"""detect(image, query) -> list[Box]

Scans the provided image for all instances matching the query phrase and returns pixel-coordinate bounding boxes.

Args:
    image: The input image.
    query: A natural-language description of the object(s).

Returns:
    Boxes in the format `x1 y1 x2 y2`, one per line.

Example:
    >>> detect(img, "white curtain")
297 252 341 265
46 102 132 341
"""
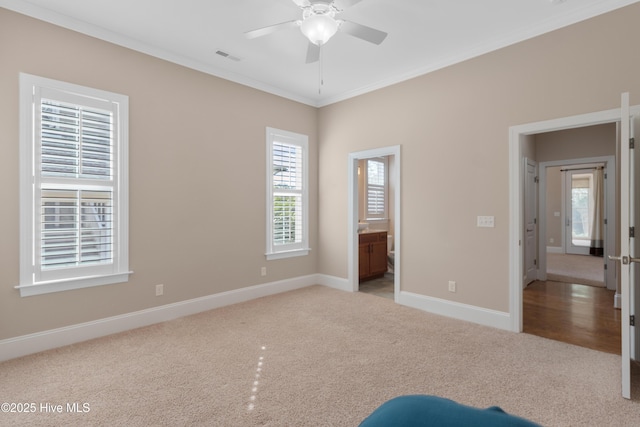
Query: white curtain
589 167 604 257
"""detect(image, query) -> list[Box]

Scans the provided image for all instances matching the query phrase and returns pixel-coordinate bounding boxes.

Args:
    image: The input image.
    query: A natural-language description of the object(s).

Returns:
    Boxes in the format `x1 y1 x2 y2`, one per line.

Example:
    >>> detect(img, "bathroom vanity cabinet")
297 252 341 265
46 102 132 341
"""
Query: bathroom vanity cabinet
358 231 387 281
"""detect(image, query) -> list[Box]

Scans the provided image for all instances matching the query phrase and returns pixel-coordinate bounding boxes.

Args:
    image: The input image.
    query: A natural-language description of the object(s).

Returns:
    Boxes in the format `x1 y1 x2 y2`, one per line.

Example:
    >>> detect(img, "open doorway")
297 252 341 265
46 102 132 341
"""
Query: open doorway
543 160 614 289
538 155 616 291
511 98 640 398
347 146 401 301
533 125 617 292
522 127 616 290
357 156 395 299
522 126 618 353
509 109 623 334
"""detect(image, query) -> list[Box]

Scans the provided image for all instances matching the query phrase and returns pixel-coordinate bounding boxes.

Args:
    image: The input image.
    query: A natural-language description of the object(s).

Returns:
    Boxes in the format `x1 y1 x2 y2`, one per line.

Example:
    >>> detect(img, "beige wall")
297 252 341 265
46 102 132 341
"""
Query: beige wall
317 3 640 312
535 124 617 163
536 124 617 247
3 3 640 341
0 9 318 339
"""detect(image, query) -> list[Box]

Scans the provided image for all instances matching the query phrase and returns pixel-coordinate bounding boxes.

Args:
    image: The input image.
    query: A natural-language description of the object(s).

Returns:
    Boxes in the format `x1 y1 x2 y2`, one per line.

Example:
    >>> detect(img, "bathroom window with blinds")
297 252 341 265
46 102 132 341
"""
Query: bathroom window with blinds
18 73 130 296
366 158 388 220
266 127 309 260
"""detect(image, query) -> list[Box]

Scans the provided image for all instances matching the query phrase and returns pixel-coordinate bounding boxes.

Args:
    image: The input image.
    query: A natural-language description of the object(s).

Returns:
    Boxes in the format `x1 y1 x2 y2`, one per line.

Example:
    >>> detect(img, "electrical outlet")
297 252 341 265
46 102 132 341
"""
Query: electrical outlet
156 284 164 296
448 281 456 293
261 267 267 277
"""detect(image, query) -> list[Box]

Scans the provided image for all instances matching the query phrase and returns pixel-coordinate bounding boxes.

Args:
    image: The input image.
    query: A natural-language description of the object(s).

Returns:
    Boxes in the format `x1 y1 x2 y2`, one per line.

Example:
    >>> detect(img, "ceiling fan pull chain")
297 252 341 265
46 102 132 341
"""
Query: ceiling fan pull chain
318 44 324 94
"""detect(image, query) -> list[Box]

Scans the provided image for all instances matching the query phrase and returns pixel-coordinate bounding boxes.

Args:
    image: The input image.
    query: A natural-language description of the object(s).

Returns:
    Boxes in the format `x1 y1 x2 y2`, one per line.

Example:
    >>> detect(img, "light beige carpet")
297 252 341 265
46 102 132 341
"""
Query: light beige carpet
1 285 639 426
546 252 605 287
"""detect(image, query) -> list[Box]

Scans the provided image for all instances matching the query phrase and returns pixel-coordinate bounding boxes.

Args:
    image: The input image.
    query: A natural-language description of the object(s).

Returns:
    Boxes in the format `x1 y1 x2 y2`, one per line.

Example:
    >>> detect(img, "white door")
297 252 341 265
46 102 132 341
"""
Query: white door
633 104 640 368
614 92 637 399
524 159 537 286
565 169 596 255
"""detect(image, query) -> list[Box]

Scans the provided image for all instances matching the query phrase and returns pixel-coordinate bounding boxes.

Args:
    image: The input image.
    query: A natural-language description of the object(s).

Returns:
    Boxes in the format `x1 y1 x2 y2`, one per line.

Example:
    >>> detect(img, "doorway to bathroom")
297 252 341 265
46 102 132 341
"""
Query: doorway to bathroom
347 145 401 301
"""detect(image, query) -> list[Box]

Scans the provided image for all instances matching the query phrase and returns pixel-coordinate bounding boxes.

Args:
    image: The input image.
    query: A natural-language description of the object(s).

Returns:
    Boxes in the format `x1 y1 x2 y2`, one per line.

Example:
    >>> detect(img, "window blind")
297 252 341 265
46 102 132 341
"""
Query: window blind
367 159 386 217
41 189 113 269
39 98 114 270
41 99 113 179
272 142 303 245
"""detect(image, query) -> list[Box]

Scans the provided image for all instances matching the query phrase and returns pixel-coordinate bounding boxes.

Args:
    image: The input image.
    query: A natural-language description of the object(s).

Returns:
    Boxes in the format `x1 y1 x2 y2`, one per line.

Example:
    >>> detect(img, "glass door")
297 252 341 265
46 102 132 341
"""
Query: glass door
565 169 594 255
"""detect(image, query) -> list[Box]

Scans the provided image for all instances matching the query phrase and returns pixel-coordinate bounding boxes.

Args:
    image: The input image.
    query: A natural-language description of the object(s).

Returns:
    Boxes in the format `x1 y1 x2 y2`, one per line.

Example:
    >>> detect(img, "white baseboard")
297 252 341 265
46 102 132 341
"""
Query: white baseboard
1 274 513 362
315 274 351 292
0 274 320 363
397 291 512 331
614 292 621 309
547 246 563 253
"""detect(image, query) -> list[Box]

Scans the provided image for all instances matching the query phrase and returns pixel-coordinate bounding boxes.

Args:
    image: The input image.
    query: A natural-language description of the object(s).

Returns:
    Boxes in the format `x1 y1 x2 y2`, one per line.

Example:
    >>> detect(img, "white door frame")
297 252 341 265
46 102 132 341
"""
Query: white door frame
537 156 616 290
348 145 401 298
509 108 624 332
523 158 538 287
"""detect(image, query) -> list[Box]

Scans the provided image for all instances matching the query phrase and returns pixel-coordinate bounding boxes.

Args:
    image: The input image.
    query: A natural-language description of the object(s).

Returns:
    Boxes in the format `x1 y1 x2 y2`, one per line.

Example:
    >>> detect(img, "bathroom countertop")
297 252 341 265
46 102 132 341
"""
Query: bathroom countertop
358 229 387 234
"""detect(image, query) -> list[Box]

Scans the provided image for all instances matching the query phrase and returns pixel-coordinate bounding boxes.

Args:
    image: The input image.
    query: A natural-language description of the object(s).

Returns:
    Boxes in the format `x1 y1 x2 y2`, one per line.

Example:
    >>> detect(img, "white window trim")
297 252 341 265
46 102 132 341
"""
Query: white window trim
17 73 131 297
265 127 310 260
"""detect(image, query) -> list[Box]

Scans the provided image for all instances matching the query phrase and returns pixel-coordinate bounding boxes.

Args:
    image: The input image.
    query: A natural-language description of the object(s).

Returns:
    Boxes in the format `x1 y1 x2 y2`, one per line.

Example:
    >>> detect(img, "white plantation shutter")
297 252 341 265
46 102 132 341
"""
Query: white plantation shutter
266 128 309 259
366 158 387 219
273 142 303 245
40 189 113 269
19 74 130 296
41 99 113 179
39 99 115 271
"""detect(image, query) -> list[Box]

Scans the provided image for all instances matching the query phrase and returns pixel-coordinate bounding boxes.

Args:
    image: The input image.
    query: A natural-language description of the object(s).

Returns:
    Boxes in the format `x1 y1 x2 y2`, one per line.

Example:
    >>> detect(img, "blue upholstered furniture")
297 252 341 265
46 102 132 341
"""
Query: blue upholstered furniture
359 395 541 427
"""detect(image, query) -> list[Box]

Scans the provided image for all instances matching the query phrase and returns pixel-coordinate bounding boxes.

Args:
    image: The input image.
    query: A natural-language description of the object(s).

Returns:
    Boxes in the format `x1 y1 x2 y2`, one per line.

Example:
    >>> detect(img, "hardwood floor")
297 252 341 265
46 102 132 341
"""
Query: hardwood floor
523 280 621 355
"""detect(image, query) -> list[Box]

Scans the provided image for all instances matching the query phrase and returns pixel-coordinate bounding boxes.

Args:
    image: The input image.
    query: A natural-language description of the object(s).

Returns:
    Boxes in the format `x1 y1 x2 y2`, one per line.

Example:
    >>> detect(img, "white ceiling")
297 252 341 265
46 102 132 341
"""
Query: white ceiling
2 0 638 107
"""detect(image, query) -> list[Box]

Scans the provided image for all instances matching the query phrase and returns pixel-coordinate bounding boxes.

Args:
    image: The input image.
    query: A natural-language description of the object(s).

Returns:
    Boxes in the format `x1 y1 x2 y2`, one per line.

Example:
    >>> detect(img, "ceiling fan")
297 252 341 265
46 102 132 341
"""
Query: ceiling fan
244 0 388 64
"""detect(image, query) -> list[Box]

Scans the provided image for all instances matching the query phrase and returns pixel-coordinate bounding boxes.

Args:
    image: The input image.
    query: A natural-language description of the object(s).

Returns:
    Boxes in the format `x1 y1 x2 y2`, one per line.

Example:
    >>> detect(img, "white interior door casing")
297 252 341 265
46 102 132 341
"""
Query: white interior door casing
347 145 401 297
524 159 537 287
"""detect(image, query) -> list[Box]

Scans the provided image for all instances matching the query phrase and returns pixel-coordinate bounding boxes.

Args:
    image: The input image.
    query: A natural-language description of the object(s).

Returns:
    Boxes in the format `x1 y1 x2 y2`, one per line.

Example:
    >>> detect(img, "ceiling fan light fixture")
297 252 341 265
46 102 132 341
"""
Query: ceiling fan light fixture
300 14 339 45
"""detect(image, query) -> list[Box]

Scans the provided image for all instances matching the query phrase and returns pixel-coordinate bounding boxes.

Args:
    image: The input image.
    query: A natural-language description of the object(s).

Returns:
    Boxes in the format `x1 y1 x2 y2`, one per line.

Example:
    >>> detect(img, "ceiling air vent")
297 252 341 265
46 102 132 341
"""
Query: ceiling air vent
215 50 241 62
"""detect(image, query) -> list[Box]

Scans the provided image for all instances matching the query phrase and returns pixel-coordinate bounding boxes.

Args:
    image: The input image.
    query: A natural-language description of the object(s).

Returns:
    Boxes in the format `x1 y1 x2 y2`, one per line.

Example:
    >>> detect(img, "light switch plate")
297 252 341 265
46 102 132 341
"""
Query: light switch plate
477 216 495 228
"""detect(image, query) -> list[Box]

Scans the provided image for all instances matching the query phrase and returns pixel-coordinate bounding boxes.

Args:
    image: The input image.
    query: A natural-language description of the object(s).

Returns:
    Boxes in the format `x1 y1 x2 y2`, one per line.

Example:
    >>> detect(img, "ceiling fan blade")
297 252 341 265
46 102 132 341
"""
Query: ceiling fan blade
291 0 311 6
244 20 299 39
339 20 387 45
306 42 320 64
334 0 364 9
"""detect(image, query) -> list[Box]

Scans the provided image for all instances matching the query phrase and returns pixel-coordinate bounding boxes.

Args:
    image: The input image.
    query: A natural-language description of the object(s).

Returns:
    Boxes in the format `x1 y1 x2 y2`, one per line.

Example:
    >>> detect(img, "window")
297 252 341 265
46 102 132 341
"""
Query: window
570 172 595 247
365 157 388 220
266 127 309 260
18 73 130 296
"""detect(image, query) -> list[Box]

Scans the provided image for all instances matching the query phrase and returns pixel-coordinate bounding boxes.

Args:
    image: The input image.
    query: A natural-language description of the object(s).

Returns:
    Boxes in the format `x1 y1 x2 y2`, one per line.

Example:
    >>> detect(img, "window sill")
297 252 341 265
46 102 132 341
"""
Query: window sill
15 271 133 297
265 248 311 261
